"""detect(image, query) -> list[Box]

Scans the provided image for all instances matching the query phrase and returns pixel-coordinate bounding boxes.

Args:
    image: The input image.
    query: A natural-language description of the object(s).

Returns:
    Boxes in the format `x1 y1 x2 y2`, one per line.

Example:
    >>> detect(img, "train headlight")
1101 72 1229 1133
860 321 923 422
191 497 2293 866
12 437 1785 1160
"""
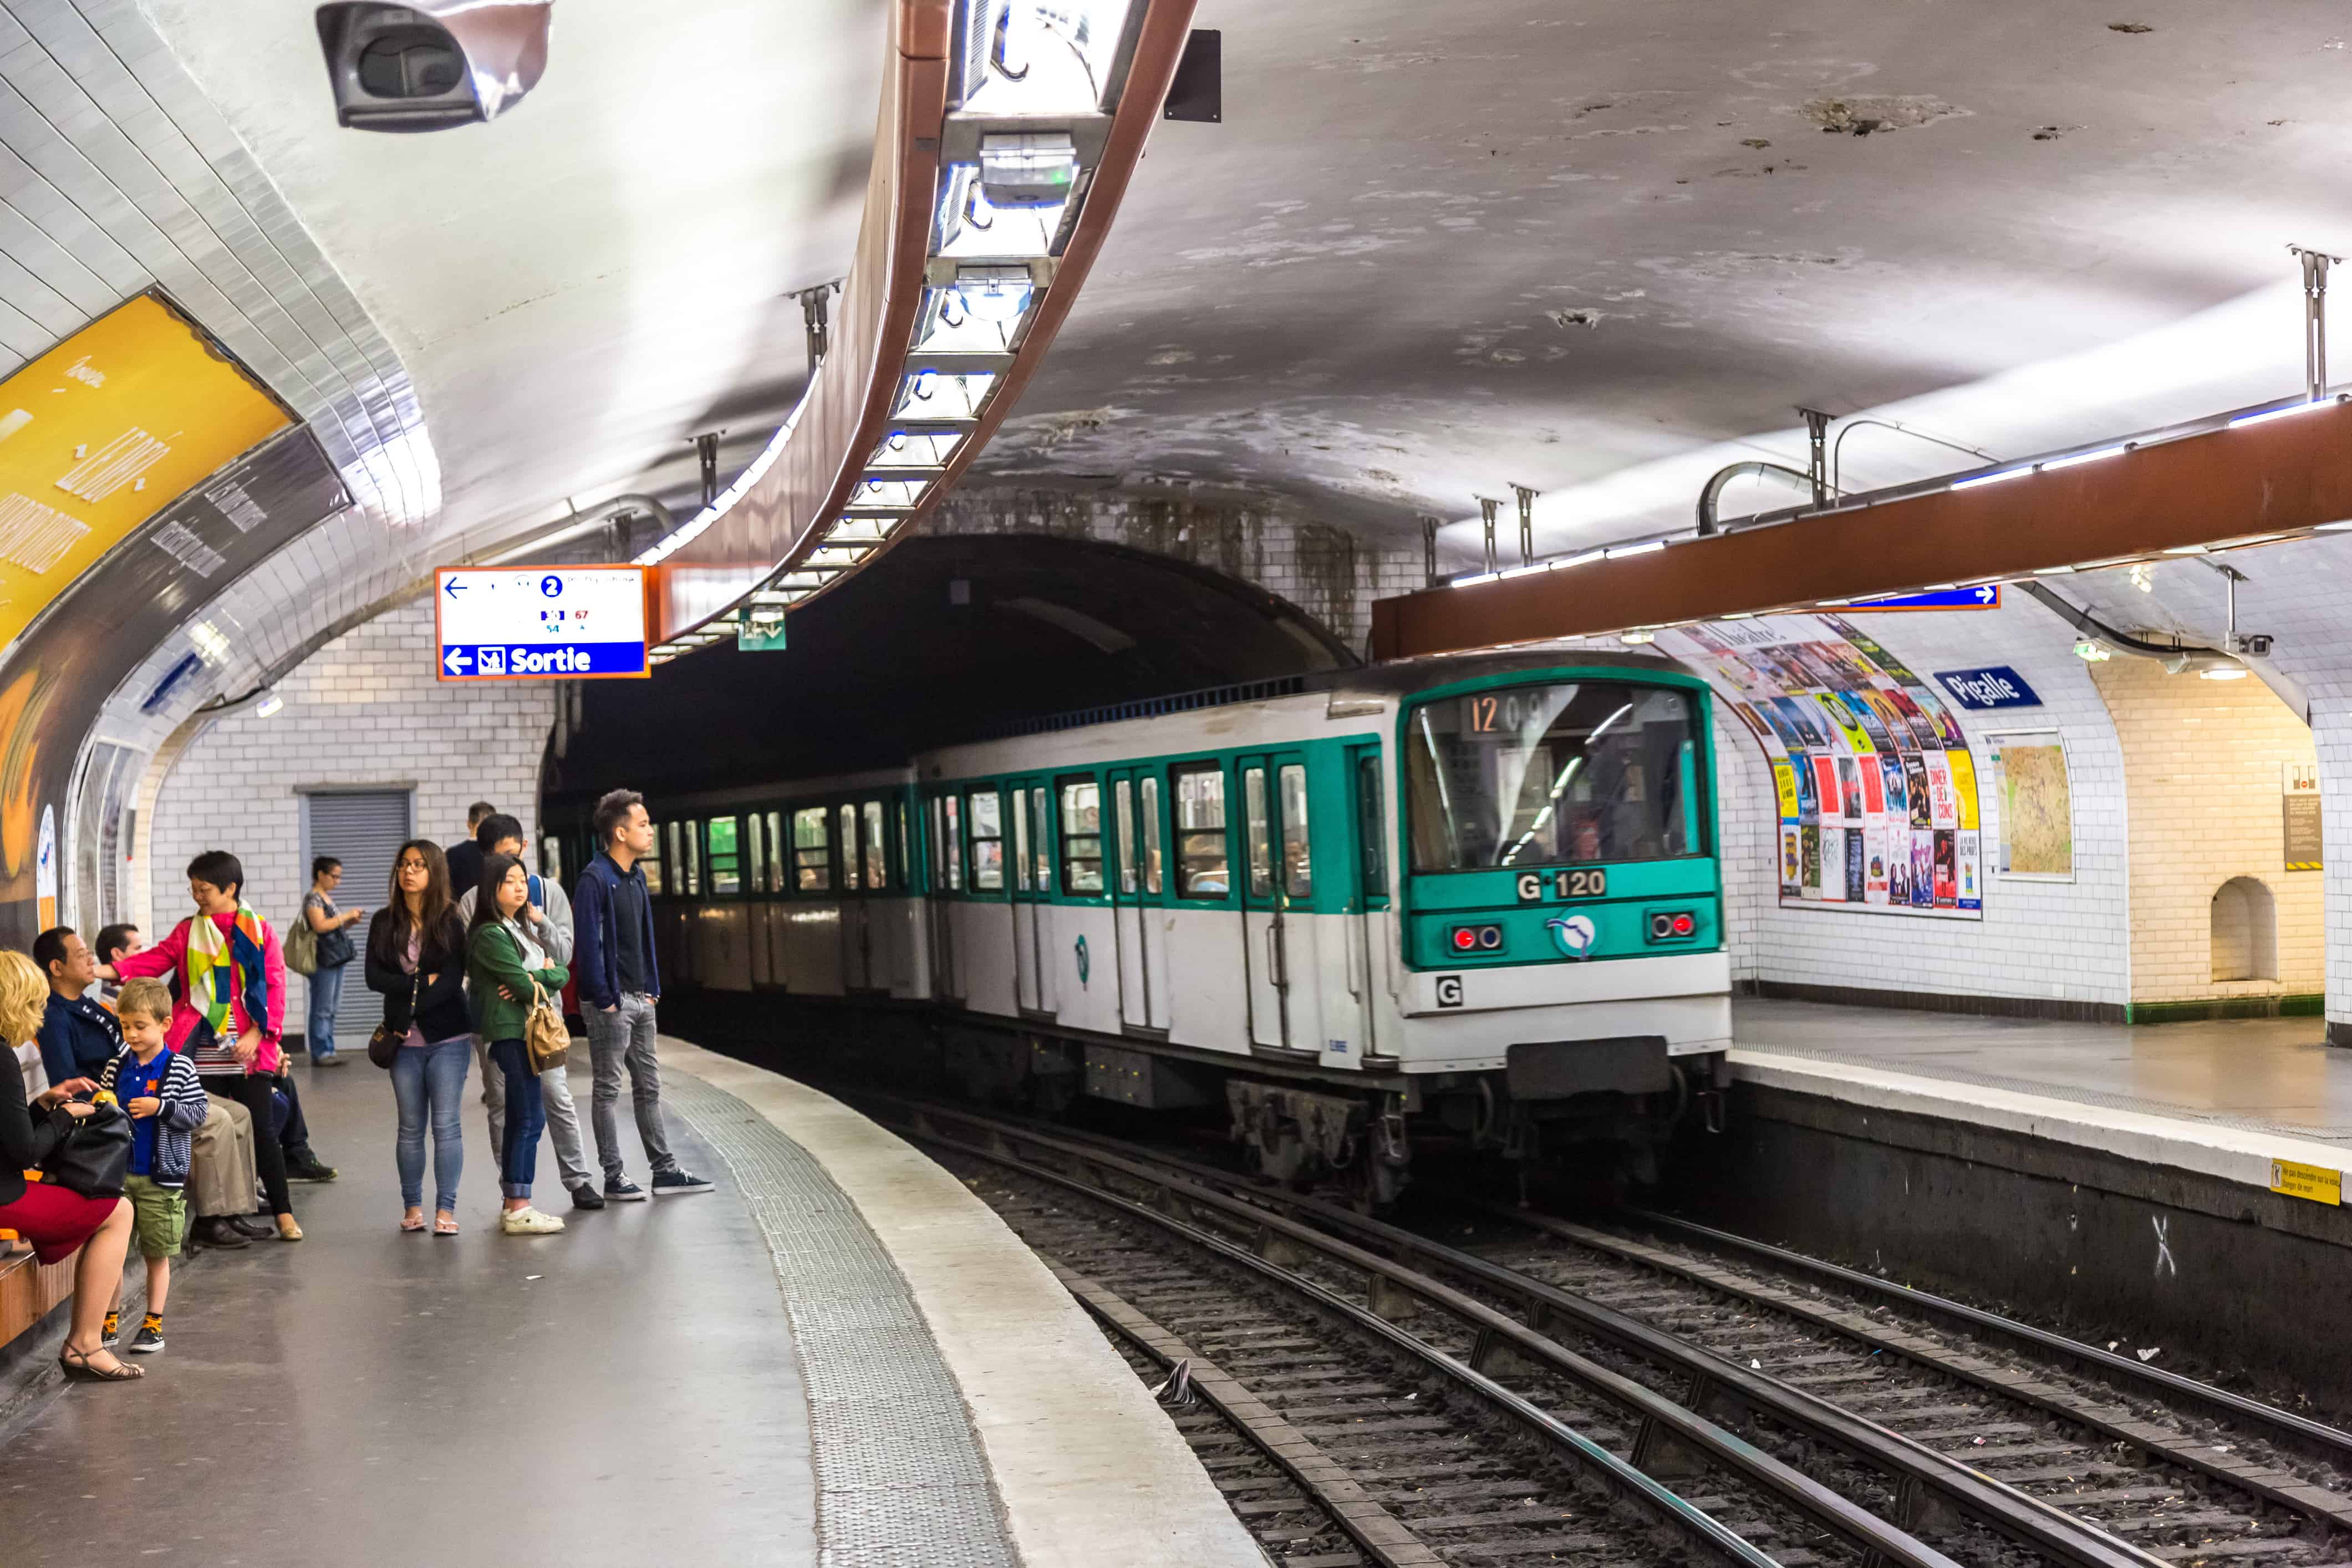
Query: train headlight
1645 909 1699 944
1449 924 1504 954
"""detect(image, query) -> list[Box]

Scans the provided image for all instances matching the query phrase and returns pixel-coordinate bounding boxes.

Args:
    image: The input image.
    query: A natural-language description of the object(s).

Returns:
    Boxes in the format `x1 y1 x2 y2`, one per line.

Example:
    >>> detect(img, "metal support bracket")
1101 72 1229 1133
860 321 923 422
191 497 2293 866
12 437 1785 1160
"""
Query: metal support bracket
2292 245 2343 400
1421 516 1439 587
1476 496 1500 574
1799 407 1833 506
1509 483 1537 567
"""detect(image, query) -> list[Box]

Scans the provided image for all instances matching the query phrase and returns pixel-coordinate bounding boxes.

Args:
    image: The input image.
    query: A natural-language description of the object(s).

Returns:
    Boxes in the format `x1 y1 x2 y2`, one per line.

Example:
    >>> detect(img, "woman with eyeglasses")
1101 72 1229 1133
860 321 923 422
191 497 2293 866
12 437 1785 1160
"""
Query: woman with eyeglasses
365 841 473 1236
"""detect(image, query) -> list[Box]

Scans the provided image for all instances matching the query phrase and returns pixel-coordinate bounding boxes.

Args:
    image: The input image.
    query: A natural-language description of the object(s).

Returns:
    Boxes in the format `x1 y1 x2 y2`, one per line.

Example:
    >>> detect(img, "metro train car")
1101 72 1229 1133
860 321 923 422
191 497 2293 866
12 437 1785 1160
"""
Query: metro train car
554 649 1730 1202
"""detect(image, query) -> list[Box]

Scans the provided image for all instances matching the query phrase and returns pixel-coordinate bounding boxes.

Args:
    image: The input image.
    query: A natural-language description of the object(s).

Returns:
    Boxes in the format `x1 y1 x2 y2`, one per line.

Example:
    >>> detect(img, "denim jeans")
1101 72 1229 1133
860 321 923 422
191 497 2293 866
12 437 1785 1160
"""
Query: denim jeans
390 1036 470 1212
584 995 675 1179
478 1038 590 1190
306 962 345 1061
488 1040 545 1199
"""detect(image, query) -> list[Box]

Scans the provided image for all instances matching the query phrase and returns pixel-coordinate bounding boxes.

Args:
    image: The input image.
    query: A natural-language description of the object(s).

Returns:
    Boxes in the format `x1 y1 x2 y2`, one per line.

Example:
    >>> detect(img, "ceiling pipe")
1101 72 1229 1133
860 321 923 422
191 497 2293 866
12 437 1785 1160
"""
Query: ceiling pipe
1696 461 1813 535
482 492 675 565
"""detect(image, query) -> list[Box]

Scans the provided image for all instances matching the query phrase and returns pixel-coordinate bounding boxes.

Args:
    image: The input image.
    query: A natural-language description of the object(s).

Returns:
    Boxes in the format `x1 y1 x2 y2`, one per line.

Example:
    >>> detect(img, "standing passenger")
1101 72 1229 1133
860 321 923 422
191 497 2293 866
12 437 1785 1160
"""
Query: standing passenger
444 802 496 907
467 854 571 1234
301 858 368 1067
366 841 473 1235
456 814 600 1210
106 852 304 1242
572 790 711 1200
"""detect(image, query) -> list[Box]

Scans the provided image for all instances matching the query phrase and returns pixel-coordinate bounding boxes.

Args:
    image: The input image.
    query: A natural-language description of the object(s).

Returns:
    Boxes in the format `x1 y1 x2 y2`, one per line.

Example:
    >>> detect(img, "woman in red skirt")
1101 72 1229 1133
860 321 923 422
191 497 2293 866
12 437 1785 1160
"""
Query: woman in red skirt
0 949 137 1381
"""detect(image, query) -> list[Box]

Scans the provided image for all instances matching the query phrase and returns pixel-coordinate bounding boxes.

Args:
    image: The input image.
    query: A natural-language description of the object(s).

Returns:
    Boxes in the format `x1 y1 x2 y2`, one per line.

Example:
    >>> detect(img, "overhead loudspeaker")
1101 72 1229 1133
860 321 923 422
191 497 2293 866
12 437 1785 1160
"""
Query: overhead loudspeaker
315 2 552 133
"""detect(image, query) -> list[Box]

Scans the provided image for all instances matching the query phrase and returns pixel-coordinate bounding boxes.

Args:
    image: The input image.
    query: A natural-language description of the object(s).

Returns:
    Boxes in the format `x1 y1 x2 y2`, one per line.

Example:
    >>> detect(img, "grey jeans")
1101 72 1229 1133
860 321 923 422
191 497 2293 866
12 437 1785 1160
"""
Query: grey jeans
583 994 675 1179
476 1038 592 1193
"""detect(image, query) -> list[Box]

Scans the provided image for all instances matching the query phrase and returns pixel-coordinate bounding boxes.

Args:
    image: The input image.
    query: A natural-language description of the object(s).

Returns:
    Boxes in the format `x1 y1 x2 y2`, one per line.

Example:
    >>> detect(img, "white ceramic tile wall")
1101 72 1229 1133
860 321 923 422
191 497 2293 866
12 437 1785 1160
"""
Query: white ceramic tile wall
144 598 556 1027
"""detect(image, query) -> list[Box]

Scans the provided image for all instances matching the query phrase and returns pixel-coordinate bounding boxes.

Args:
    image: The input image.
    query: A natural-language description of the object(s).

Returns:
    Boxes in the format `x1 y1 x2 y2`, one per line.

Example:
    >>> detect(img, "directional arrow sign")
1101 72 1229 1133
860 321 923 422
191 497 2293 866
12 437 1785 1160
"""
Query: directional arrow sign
443 578 466 598
442 646 471 675
1818 584 2003 612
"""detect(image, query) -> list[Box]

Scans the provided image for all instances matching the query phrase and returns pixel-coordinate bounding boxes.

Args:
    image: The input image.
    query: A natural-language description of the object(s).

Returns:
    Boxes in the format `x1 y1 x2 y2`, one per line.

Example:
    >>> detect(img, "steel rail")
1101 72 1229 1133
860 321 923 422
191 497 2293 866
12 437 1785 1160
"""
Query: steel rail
875 1095 2158 1568
1626 1206 2352 1469
920 1117 1815 1568
887 1101 1971 1568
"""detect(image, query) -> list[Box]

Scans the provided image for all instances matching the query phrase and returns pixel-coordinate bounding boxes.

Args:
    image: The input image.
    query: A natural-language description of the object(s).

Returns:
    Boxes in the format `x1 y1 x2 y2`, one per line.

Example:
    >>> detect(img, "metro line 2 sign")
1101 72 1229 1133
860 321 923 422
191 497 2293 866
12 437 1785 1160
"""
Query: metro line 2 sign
435 566 650 681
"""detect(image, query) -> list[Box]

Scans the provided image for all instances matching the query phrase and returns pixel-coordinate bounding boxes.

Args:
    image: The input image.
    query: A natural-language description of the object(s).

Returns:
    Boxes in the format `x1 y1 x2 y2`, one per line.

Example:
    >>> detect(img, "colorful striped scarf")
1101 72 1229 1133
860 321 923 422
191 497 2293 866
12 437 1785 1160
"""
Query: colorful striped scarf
187 904 269 1051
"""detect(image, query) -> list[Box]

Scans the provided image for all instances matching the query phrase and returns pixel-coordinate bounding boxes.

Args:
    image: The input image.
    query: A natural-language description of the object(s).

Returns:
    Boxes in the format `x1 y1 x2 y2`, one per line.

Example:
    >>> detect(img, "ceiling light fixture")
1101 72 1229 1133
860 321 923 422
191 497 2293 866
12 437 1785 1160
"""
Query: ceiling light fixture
2200 666 2250 680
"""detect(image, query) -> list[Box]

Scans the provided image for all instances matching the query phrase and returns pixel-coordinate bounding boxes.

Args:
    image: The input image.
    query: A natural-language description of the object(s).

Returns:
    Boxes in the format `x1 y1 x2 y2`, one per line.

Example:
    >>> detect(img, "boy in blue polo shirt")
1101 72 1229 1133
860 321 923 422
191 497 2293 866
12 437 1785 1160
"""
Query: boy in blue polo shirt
98 979 208 1353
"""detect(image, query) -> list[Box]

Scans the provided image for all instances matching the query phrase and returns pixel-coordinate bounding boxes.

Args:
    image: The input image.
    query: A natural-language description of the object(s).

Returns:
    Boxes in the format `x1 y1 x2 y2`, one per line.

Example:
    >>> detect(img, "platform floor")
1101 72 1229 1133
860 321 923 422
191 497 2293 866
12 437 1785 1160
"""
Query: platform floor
1735 997 2352 1148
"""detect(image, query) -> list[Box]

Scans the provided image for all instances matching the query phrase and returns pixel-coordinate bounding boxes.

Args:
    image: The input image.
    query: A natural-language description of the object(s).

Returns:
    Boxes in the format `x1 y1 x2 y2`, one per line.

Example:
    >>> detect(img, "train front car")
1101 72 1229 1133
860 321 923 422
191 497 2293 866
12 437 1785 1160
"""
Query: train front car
1386 658 1729 1197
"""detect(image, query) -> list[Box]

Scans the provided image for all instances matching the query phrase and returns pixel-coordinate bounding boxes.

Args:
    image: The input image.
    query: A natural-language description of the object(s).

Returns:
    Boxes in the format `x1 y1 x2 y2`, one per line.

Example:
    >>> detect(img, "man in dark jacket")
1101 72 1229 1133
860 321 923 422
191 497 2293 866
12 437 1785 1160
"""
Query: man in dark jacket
572 788 710 1200
33 926 118 1086
444 801 496 904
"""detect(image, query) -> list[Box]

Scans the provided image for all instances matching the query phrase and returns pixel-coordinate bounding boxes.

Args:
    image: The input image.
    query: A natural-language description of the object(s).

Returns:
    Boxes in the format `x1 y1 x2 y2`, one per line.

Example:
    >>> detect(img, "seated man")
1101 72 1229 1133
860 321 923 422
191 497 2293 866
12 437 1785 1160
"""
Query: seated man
33 926 119 1087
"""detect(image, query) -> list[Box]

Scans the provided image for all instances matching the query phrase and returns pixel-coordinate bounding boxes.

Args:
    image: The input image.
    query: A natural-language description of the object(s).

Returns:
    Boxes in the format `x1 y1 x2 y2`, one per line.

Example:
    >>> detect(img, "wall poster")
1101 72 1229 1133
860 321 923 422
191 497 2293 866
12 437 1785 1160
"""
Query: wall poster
1657 614 1984 919
1987 731 2075 880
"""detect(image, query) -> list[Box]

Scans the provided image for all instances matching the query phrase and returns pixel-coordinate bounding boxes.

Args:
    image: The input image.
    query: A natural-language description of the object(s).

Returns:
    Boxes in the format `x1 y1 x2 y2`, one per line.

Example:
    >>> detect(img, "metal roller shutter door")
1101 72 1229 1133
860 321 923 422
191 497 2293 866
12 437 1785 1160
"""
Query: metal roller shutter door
301 789 413 1041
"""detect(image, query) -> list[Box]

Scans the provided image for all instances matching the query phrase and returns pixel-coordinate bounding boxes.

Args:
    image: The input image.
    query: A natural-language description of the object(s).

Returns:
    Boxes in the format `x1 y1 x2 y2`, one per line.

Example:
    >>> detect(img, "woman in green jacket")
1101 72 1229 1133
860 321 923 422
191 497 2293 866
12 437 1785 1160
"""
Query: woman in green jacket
466 853 572 1236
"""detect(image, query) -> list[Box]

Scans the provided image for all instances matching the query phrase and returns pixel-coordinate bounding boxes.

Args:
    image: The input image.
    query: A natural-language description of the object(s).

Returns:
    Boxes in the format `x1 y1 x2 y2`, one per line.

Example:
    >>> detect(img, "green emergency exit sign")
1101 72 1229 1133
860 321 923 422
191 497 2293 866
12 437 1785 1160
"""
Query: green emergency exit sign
737 616 787 652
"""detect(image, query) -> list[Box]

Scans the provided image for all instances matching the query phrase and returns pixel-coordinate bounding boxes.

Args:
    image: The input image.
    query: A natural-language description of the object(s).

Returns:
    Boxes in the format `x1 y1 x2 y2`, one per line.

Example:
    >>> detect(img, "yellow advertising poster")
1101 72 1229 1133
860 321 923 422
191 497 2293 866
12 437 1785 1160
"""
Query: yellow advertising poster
1771 760 1800 819
1946 747 1980 831
0 292 288 650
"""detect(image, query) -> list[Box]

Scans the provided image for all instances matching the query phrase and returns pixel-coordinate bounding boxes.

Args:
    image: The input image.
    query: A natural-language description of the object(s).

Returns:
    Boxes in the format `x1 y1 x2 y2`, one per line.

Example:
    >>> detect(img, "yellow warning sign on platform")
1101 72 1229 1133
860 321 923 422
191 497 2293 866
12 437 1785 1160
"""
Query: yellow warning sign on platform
2268 1158 2341 1205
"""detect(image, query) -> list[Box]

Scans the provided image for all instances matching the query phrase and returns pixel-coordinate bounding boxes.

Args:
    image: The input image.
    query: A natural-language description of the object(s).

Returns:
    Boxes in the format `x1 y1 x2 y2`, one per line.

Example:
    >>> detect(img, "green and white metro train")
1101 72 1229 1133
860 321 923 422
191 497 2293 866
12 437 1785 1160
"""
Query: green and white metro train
554 649 1730 1202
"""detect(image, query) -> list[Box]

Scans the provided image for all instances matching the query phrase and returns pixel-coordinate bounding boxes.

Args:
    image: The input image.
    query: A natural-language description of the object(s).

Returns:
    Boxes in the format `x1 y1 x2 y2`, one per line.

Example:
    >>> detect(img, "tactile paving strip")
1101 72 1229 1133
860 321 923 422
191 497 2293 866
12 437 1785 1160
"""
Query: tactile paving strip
665 1072 1015 1567
1754 1042 2352 1147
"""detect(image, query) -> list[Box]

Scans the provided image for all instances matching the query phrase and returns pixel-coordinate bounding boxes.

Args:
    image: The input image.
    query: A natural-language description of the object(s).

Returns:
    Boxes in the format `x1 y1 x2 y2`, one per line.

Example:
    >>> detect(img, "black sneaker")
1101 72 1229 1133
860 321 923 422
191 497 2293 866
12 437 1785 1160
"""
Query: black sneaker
101 1320 119 1348
287 1153 339 1183
603 1176 648 1202
228 1214 275 1239
128 1325 164 1355
569 1184 606 1211
651 1169 714 1196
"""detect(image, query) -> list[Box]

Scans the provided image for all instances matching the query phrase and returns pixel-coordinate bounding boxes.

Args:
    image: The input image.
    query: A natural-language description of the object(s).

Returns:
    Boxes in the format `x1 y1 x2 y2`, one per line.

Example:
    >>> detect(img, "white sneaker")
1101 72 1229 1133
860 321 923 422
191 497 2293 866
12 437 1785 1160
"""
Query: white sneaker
500 1206 566 1235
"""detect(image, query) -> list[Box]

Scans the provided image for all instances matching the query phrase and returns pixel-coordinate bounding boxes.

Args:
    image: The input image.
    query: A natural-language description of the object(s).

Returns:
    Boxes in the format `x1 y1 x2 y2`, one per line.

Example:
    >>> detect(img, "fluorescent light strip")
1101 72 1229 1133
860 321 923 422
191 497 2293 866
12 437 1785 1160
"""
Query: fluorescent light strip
2040 444 2129 472
1606 540 1666 559
1952 465 2035 491
1499 562 1550 579
2229 398 2340 430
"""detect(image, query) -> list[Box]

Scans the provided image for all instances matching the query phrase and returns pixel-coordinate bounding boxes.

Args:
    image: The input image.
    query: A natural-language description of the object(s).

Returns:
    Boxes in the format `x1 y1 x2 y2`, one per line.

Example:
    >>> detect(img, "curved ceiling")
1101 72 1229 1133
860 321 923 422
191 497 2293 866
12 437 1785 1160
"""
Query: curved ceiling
976 0 2352 561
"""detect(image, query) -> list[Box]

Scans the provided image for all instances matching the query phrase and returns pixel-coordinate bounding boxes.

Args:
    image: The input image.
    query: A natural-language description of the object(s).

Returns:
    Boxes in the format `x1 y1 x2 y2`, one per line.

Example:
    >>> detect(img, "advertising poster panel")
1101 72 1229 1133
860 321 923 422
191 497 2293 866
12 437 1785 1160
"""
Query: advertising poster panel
1657 614 1984 919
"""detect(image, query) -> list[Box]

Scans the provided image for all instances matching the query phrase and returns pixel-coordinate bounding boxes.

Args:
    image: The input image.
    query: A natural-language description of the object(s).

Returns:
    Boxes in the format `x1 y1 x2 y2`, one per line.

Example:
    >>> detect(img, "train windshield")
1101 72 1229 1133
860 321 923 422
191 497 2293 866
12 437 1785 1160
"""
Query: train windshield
1407 681 1699 872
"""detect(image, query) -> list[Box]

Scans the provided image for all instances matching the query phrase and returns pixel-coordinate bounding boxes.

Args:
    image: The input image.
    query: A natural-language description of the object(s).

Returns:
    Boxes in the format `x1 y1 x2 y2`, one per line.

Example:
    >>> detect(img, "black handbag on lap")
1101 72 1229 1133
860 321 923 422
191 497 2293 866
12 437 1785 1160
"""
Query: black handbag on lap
40 1098 134 1198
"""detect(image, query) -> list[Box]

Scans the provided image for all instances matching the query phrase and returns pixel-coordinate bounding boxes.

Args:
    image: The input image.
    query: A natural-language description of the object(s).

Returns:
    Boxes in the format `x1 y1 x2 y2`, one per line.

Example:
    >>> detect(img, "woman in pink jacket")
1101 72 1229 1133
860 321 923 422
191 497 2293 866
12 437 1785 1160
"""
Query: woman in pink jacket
108 851 303 1241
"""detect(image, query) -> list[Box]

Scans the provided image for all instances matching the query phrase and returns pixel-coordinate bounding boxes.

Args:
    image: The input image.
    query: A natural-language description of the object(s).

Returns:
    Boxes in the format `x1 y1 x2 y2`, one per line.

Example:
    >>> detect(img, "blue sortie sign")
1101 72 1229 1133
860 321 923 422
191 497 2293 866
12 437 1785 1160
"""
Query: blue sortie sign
1835 584 2001 610
1934 665 2043 710
440 642 647 678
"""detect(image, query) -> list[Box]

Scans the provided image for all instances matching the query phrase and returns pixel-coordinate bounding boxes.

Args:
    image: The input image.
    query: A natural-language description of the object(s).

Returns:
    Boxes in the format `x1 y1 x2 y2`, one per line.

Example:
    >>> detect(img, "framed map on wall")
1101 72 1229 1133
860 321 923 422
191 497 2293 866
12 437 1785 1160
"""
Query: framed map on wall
1988 730 2074 880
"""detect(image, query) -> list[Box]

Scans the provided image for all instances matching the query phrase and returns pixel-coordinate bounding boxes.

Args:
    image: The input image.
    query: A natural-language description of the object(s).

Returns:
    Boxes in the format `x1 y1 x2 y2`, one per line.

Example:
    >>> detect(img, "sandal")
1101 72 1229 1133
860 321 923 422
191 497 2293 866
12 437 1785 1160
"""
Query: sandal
59 1344 142 1382
399 1213 426 1233
432 1213 460 1236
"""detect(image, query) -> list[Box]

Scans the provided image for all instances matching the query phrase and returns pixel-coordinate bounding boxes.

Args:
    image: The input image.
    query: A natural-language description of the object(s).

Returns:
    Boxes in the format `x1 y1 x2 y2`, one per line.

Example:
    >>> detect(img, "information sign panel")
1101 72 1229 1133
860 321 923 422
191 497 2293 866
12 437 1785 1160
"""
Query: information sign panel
1822 586 2001 611
435 566 648 681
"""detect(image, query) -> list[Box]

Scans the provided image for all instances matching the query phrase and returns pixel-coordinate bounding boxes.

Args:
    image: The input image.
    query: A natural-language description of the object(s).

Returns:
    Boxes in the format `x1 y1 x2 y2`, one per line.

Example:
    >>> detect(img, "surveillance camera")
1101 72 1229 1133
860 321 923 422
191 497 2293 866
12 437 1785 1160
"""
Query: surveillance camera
316 2 551 133
2241 633 2275 658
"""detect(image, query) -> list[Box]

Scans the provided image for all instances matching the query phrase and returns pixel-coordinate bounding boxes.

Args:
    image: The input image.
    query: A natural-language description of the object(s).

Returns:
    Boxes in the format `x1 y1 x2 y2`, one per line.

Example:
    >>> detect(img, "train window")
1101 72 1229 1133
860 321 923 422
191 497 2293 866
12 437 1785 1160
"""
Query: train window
1356 754 1387 897
969 790 1002 890
539 836 562 887
665 821 681 884
1010 788 1032 892
1407 682 1699 871
707 817 741 896
792 807 831 892
643 826 665 896
1060 777 1103 893
1029 787 1051 892
766 811 785 892
839 803 862 892
899 803 912 890
864 801 888 890
743 814 762 892
1141 775 1164 895
1113 780 1136 894
1174 763 1229 898
1243 767 1273 898
943 795 964 892
685 819 702 896
1279 763 1312 899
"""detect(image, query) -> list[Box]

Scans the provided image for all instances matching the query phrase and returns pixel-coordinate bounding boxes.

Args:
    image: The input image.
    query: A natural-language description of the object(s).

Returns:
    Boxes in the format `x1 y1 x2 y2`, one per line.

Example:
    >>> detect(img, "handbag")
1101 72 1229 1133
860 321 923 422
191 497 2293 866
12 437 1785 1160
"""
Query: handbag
368 975 418 1070
525 978 571 1073
40 1097 133 1198
315 924 357 970
283 912 318 977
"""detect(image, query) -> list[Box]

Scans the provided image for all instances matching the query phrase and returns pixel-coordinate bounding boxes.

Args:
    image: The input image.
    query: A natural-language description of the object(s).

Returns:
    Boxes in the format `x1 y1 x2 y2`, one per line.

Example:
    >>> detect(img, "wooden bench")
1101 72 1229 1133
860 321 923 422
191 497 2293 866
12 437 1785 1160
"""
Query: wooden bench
0 1246 73 1351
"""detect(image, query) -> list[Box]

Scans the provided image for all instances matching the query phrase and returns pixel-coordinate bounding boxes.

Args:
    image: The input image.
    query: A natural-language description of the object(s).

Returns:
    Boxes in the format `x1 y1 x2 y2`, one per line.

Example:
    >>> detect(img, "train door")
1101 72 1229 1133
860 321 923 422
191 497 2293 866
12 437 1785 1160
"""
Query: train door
837 801 875 992
926 792 964 1004
1107 767 1171 1032
1238 751 1312 1051
1344 743 1389 1061
1009 777 1052 1016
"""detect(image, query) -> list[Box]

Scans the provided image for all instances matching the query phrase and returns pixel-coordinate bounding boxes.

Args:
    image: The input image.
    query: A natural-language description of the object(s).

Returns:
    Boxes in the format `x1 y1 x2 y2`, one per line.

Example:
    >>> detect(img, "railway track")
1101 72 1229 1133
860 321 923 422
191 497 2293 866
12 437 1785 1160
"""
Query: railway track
866 1090 2352 1567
